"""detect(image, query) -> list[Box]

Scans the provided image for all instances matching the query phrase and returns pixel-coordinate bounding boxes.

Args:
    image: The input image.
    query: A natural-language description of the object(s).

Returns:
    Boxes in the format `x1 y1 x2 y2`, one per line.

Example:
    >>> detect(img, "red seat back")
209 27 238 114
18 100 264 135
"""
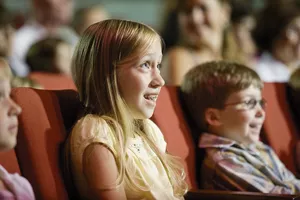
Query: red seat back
262 83 299 174
0 150 20 174
29 72 76 90
11 88 81 200
151 86 197 188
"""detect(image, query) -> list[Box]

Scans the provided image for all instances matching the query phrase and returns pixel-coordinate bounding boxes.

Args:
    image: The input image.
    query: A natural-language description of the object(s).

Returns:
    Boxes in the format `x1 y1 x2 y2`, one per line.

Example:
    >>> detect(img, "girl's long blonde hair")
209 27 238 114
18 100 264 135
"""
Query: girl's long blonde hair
67 19 187 197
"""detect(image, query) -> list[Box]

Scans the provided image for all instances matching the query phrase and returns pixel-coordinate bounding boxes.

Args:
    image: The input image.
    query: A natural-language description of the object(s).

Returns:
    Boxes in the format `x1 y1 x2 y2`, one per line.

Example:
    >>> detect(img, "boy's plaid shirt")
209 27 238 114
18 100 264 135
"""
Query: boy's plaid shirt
199 133 300 193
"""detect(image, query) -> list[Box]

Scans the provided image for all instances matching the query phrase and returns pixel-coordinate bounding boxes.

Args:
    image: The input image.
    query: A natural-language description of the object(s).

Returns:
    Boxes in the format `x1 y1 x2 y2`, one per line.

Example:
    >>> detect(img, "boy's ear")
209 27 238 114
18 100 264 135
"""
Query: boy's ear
205 108 222 127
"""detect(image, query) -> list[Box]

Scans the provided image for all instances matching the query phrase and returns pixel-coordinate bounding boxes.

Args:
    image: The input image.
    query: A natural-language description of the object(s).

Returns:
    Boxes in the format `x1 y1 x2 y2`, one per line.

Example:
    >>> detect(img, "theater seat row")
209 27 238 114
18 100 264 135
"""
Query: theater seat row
0 84 299 199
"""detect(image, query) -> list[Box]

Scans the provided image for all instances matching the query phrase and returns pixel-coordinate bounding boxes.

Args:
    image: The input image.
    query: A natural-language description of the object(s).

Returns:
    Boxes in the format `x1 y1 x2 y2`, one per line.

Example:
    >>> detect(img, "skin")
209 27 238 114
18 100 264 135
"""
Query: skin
272 16 300 71
0 79 22 151
0 77 21 192
206 86 265 146
54 42 72 76
82 37 164 199
163 0 230 85
32 0 73 28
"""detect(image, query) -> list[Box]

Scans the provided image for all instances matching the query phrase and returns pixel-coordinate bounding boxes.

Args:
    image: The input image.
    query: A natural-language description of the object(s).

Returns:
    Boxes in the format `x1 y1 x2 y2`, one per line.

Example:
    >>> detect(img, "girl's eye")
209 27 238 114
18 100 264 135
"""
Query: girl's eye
141 62 151 69
157 63 162 70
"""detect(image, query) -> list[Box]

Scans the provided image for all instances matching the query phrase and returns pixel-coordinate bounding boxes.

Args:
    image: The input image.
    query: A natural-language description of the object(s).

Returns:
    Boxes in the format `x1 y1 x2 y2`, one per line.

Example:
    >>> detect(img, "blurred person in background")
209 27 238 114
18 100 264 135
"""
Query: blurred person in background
26 37 73 76
0 4 40 88
73 4 110 35
160 0 231 86
253 0 300 82
10 0 78 77
223 0 257 67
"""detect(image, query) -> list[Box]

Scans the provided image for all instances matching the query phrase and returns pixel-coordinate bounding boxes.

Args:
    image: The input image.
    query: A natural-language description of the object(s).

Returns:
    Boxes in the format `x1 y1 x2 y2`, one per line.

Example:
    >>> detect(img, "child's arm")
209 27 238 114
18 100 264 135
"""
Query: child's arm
211 157 300 194
83 143 127 200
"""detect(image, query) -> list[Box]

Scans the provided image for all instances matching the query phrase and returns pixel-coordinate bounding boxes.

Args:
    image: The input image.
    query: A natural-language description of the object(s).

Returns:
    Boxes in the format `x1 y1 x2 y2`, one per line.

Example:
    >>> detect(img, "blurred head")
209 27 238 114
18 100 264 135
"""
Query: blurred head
181 61 264 145
176 0 230 48
0 5 15 57
32 0 74 26
0 58 22 151
253 1 300 62
73 5 110 35
229 0 256 61
72 19 164 120
26 37 72 76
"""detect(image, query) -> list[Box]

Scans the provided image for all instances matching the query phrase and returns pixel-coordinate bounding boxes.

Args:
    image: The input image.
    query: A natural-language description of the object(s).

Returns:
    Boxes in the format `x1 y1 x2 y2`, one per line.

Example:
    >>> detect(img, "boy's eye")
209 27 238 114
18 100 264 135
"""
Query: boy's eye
244 99 257 109
243 99 267 109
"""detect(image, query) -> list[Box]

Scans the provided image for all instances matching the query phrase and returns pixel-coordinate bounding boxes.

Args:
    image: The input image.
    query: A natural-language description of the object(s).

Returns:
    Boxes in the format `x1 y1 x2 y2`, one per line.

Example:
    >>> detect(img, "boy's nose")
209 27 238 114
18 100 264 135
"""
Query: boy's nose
255 106 265 118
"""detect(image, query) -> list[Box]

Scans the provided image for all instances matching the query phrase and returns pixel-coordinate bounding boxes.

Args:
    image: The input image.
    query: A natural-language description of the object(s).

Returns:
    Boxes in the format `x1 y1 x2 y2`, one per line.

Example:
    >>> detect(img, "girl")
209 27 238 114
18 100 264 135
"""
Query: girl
64 19 188 199
0 58 35 199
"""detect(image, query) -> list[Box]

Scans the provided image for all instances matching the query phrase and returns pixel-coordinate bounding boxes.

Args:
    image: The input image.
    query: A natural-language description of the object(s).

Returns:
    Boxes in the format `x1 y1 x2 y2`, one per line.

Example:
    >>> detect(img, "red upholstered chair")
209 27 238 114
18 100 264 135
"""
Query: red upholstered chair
7 86 300 200
262 83 299 174
0 150 20 174
29 72 77 90
11 88 81 200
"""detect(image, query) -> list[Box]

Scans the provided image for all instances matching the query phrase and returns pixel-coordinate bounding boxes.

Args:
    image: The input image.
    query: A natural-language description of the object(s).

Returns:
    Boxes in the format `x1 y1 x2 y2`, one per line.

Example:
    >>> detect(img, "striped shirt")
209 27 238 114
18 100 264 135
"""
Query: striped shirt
199 133 300 194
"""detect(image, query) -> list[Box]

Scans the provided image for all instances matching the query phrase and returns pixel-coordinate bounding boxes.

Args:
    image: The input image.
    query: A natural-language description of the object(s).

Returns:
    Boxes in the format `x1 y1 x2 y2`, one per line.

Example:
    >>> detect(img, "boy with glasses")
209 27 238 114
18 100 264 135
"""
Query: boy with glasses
181 60 300 194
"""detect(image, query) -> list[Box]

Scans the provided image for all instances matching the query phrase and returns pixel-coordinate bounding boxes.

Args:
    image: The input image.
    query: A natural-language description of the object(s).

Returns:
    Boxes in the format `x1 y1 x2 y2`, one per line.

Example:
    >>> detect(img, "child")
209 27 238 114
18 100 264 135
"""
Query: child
0 58 35 199
64 19 188 199
180 60 300 194
26 37 73 76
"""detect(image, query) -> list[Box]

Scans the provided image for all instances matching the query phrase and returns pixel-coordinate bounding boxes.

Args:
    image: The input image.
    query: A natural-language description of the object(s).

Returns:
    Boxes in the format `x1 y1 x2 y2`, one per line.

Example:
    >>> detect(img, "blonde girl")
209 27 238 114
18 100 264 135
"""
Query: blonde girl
64 19 188 199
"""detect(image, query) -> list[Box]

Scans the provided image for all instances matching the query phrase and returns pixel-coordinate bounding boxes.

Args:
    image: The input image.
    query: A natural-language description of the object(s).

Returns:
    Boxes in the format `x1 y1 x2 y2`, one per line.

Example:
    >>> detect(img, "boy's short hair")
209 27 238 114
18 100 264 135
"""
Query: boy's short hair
180 60 263 131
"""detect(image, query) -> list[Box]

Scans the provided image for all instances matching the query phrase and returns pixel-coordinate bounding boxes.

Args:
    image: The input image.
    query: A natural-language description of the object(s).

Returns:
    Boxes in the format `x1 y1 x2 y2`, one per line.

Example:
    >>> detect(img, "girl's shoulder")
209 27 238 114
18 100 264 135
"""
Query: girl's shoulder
70 114 119 156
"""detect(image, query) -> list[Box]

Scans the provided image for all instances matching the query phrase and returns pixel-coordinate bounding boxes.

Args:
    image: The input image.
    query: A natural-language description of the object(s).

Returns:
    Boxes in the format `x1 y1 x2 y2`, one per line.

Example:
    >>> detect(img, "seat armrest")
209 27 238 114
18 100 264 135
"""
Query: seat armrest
184 189 300 200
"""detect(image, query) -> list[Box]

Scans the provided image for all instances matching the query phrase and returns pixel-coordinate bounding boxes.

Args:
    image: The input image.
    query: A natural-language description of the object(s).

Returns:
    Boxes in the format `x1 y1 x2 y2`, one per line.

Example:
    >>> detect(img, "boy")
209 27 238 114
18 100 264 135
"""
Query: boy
180 60 300 194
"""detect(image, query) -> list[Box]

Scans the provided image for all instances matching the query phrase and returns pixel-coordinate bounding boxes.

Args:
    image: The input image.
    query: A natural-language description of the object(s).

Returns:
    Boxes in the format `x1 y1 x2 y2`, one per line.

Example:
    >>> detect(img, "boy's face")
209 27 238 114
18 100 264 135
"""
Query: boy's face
209 85 265 146
0 79 21 151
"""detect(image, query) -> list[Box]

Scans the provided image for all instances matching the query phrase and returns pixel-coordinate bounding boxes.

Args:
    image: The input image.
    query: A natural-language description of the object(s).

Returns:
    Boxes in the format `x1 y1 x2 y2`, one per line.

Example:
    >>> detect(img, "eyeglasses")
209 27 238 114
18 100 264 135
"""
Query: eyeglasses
224 98 267 110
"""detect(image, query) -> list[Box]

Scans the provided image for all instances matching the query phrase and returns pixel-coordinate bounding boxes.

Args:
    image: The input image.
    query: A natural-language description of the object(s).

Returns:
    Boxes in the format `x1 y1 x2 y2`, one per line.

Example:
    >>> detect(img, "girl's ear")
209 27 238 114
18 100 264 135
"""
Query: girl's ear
205 108 222 127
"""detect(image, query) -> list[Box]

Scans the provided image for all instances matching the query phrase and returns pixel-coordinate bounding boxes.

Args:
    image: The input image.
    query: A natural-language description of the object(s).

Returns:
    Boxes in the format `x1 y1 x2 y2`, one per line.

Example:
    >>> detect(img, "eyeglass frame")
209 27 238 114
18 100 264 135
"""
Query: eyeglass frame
223 98 267 110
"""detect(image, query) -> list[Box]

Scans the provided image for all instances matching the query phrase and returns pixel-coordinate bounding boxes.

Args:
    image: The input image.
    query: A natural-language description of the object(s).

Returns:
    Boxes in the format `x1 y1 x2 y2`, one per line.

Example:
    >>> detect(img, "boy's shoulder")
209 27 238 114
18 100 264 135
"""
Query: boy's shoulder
199 133 273 162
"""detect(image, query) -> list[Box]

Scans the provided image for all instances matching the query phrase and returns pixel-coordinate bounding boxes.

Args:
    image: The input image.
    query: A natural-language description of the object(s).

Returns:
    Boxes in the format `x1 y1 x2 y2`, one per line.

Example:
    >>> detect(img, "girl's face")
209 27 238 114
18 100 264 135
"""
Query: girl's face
178 0 229 48
117 37 165 119
0 79 21 151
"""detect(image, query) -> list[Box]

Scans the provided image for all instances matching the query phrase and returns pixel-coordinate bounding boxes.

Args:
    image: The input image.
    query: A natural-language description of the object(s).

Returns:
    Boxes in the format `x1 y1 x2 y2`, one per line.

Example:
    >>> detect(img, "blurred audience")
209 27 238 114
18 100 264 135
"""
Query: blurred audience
223 0 257 67
73 4 109 35
253 0 300 82
0 4 40 88
10 0 78 77
26 37 72 76
160 0 231 86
